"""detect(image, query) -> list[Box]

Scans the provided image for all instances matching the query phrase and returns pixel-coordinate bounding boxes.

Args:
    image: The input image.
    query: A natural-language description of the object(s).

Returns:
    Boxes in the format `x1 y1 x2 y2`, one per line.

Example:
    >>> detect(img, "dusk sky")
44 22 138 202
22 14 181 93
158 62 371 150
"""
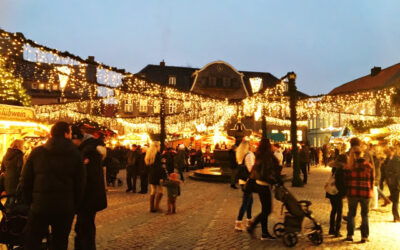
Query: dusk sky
1 0 400 95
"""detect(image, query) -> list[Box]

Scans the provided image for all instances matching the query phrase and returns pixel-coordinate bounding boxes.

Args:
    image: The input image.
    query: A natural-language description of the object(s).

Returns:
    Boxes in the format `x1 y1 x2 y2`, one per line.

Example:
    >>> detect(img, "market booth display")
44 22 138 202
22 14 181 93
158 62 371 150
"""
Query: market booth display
0 104 49 161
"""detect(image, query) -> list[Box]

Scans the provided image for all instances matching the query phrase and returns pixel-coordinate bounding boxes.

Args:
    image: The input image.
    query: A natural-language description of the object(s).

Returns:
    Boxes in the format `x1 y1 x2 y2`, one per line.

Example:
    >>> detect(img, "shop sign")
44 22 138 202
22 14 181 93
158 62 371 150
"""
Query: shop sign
0 104 35 121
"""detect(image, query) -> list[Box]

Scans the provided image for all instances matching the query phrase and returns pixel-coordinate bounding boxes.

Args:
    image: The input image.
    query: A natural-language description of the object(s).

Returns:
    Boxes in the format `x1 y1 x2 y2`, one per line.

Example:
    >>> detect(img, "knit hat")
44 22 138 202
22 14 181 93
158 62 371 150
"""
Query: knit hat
70 125 83 140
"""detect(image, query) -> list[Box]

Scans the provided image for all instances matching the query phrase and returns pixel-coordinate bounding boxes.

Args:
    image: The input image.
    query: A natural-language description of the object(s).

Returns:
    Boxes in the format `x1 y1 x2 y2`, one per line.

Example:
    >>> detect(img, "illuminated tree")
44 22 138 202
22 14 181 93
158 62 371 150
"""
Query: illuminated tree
0 59 31 106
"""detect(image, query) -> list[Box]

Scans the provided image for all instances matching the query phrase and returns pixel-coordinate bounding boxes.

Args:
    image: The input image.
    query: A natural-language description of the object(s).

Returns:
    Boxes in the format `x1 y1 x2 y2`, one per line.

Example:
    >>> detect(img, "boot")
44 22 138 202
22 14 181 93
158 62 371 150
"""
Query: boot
235 220 244 231
150 194 156 212
245 218 253 229
155 193 163 212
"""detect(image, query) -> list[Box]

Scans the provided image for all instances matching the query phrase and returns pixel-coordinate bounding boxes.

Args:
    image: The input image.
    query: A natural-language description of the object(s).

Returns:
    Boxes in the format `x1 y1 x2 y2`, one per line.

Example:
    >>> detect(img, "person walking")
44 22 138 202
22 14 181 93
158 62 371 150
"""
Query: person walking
1 139 24 202
385 146 400 222
138 146 148 194
19 122 85 250
326 154 347 237
299 143 311 184
344 145 374 243
247 138 281 240
234 141 255 231
146 141 166 212
126 145 140 193
71 126 107 250
174 144 186 181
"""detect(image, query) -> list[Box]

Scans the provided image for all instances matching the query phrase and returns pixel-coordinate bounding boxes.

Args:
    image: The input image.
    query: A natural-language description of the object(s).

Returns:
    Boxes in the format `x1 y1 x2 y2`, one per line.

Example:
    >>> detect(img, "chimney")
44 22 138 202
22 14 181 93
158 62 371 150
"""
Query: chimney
160 60 165 67
371 66 381 77
86 56 97 83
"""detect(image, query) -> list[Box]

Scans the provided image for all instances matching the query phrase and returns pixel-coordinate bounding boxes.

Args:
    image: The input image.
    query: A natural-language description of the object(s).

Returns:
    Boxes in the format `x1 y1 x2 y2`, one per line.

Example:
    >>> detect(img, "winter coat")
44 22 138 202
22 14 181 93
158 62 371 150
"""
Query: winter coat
78 135 107 212
174 150 186 170
326 167 346 198
137 152 147 175
251 153 281 185
148 153 166 185
345 158 374 198
19 137 85 214
163 150 176 173
1 148 24 195
228 148 237 169
126 149 140 172
386 155 400 191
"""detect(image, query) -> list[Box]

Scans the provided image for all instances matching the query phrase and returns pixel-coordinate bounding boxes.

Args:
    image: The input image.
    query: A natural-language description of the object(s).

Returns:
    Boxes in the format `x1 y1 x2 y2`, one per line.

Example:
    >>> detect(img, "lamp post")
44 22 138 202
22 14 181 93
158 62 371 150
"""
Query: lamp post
287 72 303 187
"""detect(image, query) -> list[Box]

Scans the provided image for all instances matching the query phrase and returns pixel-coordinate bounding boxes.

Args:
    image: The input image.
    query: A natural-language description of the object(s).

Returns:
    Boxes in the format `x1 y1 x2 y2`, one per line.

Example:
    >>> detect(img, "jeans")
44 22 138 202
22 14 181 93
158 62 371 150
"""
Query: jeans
389 187 399 220
300 162 308 184
25 212 74 250
75 210 97 250
328 196 343 234
249 184 272 236
237 190 253 221
347 197 370 238
177 168 184 181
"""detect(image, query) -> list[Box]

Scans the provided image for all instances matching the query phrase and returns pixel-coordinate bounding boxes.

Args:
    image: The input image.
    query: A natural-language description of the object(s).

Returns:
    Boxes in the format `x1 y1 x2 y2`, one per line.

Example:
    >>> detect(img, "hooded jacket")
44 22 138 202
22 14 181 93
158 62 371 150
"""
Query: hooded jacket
1 148 24 195
78 134 107 212
19 137 85 214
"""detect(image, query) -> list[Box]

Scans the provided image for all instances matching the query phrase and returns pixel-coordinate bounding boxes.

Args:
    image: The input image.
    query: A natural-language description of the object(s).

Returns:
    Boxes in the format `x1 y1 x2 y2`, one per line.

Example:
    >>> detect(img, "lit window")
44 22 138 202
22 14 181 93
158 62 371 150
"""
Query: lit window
46 84 51 91
39 83 45 90
52 84 59 91
124 99 133 113
153 100 160 114
168 76 176 86
272 129 279 134
250 77 262 93
32 83 38 89
139 99 148 113
168 101 177 114
297 130 303 142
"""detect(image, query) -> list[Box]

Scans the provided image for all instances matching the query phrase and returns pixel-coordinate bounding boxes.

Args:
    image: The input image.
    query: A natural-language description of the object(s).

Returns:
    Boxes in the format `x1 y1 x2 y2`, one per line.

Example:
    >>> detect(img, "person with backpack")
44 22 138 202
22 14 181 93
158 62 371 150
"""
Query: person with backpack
325 154 347 237
234 141 255 231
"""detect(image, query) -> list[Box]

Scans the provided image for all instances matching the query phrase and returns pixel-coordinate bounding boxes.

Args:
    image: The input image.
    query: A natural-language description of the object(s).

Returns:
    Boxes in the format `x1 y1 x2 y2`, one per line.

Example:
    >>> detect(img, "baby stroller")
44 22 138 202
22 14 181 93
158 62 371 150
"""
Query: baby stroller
0 195 50 249
273 185 323 247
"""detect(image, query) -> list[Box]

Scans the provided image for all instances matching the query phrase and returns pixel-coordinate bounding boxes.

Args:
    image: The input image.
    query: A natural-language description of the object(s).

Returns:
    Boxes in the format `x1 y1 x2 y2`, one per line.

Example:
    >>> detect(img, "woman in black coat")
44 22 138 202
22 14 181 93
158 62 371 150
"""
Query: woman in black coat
146 142 166 212
326 154 347 237
1 139 24 197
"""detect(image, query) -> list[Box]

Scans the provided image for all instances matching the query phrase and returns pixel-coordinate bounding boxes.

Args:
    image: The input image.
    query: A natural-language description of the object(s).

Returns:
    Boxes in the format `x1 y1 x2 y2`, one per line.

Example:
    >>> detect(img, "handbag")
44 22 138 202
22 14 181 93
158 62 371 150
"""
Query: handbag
324 173 338 195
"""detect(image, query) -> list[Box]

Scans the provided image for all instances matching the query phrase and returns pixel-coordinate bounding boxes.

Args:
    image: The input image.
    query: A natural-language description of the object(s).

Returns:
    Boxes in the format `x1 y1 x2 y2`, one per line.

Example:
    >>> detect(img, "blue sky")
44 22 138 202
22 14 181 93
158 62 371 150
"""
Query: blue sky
1 0 400 95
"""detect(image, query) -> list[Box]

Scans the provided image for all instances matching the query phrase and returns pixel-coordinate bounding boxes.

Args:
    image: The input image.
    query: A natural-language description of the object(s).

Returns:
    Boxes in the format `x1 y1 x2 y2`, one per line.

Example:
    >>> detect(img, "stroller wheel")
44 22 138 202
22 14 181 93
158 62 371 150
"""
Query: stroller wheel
273 223 285 238
308 231 323 245
283 232 298 247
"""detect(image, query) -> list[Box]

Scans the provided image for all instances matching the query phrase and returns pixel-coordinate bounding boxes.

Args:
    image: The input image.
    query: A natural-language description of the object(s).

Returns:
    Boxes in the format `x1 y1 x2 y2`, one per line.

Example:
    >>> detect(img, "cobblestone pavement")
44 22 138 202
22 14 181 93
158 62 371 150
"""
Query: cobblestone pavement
41 166 400 249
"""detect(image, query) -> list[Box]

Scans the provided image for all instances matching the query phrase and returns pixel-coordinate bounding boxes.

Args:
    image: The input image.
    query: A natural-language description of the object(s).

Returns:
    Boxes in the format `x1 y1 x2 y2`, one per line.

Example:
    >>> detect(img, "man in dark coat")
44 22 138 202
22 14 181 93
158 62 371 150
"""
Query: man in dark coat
386 146 400 222
126 144 140 192
71 126 107 250
138 146 148 194
19 122 85 250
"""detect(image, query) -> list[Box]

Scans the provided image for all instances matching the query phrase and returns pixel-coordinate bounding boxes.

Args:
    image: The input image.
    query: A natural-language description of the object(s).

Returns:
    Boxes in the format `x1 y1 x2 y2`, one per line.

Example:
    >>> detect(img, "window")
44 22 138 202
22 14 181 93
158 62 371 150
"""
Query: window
297 130 303 142
46 84 51 91
139 99 148 113
250 77 263 93
52 84 59 91
223 77 231 87
32 83 38 89
124 99 133 113
153 100 160 114
39 83 45 90
209 76 216 86
168 76 176 86
168 101 177 114
272 129 279 134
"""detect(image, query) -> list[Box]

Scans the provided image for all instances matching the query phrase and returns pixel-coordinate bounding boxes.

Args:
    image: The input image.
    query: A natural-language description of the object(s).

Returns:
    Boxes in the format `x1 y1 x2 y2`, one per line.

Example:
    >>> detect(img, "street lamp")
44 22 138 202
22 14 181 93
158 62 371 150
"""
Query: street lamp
287 72 303 187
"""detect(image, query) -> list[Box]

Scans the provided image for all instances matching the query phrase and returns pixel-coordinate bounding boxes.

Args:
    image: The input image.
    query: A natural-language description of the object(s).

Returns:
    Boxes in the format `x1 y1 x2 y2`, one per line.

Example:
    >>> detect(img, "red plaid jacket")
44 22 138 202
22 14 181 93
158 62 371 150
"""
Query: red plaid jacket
345 160 374 198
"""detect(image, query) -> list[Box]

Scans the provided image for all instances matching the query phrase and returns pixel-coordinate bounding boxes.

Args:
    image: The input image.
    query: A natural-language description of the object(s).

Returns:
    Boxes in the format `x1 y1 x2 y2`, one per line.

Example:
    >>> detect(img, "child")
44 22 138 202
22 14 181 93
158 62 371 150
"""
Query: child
163 173 181 215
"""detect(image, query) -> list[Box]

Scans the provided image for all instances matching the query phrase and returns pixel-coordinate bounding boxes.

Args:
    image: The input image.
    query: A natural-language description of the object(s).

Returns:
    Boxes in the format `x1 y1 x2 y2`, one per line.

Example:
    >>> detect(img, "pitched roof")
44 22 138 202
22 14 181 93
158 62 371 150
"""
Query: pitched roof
136 63 302 98
329 63 400 95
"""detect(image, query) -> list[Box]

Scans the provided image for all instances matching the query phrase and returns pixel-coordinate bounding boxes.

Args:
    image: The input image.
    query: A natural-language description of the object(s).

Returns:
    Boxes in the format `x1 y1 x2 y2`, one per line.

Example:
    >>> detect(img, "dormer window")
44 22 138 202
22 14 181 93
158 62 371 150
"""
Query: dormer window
209 76 216 86
223 77 231 87
168 76 176 86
